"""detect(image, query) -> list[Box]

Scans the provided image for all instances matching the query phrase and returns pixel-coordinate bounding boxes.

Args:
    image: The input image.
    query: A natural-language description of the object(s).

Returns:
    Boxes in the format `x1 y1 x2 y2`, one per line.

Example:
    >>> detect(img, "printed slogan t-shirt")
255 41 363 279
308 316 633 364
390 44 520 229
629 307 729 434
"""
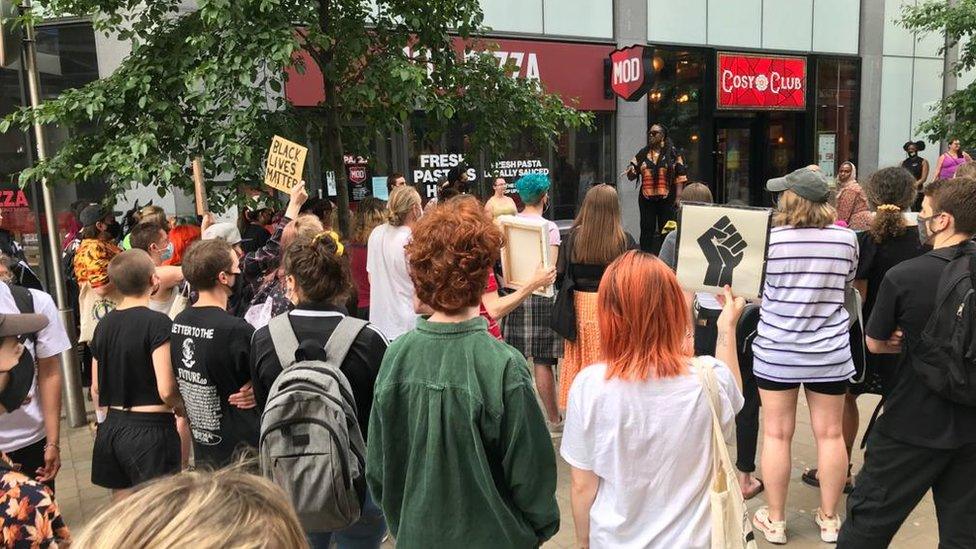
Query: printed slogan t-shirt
171 306 259 467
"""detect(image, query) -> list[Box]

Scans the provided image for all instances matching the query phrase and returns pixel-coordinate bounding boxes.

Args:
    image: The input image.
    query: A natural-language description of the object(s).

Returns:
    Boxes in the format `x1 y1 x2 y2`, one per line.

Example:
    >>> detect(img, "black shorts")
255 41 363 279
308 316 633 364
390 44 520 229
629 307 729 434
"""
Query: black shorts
92 409 180 490
756 377 849 396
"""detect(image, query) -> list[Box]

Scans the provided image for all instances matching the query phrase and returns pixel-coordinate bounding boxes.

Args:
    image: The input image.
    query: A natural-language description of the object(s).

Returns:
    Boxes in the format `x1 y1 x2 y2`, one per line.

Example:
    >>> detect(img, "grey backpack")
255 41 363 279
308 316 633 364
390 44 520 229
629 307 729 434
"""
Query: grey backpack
260 314 368 532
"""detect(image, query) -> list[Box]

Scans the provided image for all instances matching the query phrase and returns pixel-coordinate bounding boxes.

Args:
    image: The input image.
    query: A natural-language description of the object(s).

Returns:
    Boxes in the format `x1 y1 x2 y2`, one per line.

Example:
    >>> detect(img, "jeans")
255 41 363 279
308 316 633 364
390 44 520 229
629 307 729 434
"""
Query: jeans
307 492 387 549
837 430 976 548
638 194 675 254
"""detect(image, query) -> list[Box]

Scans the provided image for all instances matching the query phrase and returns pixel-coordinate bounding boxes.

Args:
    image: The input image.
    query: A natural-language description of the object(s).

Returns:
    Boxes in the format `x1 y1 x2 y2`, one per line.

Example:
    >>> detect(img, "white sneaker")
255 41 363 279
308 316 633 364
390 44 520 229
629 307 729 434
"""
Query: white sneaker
815 508 841 543
753 507 787 545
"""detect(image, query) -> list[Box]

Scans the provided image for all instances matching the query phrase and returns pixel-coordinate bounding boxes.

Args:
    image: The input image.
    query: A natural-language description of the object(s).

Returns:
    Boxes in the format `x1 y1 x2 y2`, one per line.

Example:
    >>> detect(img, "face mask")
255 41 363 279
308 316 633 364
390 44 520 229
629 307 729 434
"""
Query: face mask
159 242 174 261
105 222 122 240
917 214 940 246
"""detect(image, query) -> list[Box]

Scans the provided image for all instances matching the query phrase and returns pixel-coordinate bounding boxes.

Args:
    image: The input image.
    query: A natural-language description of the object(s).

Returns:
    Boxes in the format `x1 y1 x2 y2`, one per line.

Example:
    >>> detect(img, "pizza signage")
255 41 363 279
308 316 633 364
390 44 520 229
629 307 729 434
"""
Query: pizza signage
608 45 654 101
717 53 806 111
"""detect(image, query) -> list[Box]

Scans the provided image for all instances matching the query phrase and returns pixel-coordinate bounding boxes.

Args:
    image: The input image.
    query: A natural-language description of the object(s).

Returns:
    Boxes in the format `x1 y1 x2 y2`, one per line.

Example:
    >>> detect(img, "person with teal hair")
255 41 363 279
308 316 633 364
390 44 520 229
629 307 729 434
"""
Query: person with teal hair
501 173 564 431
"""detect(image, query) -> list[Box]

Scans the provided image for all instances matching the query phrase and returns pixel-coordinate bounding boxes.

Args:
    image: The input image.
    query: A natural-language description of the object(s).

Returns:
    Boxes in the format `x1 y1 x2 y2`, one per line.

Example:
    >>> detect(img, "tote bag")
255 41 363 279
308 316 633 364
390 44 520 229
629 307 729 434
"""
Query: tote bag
78 283 122 343
694 357 758 549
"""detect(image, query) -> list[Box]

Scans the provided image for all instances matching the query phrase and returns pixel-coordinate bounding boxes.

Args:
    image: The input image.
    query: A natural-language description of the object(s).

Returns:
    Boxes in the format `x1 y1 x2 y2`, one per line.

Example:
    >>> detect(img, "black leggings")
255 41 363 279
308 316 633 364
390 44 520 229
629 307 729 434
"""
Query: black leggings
695 311 760 473
639 195 675 254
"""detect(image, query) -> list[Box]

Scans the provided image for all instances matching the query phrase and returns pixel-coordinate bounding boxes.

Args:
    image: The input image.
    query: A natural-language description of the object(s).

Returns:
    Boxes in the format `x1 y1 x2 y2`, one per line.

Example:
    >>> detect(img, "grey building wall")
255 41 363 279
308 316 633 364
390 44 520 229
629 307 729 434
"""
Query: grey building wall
858 0 885 176
614 0 648 239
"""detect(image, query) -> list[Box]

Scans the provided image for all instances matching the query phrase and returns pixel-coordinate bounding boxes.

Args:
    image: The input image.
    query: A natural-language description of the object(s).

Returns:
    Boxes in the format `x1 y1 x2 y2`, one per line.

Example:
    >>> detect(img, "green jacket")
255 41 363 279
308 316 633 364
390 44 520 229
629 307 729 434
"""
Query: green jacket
366 316 559 548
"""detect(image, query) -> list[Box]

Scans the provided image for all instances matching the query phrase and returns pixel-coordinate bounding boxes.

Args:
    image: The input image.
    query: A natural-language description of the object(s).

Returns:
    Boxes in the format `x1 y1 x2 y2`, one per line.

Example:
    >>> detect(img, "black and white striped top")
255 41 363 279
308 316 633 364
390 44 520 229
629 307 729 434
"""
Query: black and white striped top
752 225 859 383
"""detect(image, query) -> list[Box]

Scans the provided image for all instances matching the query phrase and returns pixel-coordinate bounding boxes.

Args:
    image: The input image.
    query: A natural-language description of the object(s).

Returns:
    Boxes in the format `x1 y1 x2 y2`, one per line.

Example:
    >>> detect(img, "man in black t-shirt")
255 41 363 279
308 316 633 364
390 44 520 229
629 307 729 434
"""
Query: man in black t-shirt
839 178 976 547
171 240 258 468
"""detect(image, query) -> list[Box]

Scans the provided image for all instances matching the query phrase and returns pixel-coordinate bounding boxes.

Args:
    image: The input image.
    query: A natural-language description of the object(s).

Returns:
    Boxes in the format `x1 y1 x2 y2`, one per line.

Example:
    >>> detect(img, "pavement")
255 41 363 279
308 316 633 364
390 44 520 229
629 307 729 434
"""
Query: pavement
53 393 936 547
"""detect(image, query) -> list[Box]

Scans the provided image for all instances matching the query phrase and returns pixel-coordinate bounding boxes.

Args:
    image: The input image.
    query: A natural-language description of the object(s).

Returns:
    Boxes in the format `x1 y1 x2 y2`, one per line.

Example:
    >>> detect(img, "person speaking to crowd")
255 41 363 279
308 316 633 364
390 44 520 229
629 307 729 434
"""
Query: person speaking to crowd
626 123 688 254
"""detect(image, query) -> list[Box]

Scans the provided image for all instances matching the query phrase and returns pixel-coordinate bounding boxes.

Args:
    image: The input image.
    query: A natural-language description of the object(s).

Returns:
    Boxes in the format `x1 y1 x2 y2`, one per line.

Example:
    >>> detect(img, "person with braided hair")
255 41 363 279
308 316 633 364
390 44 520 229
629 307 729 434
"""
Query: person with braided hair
626 123 688 254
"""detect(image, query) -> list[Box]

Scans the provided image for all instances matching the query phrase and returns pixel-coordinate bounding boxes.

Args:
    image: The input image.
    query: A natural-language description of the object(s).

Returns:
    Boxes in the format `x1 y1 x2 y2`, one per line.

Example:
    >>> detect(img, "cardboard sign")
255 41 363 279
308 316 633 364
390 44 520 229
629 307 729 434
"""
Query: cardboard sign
675 203 773 300
498 215 554 298
191 157 207 216
264 136 308 192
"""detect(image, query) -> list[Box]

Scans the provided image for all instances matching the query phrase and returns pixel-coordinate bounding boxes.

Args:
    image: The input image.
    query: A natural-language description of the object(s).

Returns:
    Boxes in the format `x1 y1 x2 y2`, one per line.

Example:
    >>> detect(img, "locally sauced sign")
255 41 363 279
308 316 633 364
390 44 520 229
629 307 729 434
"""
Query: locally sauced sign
717 53 806 111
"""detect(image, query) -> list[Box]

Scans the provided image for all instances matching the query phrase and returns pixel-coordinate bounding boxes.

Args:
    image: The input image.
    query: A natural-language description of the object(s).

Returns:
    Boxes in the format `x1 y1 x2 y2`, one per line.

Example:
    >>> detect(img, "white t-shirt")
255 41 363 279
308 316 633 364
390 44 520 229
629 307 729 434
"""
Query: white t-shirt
0 286 72 453
367 223 416 340
560 358 744 549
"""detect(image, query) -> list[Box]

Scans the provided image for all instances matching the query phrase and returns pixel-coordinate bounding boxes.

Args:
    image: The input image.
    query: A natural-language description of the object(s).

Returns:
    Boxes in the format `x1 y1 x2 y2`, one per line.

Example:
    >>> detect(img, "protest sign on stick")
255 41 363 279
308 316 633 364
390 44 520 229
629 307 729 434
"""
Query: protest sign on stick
675 202 772 300
498 215 554 298
264 136 308 193
191 157 207 216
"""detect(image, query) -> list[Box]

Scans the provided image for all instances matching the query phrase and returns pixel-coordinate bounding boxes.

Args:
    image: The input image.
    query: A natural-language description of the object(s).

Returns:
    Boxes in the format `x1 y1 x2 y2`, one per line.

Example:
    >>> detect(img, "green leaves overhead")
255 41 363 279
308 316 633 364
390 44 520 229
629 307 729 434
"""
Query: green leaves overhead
902 0 976 147
5 0 590 213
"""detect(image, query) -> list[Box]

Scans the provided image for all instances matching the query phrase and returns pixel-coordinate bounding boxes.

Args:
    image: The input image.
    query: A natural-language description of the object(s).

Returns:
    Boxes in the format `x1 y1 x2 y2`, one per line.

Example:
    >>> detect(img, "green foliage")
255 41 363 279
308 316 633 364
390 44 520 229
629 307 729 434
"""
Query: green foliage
5 0 591 214
902 0 976 146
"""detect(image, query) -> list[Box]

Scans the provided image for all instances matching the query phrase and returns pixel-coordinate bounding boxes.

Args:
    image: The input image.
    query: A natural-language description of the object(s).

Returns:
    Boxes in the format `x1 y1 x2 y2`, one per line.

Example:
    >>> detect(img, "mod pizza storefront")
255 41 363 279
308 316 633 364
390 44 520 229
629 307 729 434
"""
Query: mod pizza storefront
641 46 860 207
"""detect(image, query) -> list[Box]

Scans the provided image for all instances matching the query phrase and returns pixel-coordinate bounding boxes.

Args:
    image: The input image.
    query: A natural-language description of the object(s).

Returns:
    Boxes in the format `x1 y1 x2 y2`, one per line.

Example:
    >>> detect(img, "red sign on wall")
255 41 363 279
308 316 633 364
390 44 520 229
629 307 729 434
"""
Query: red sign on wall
608 45 654 102
717 53 807 111
285 36 616 111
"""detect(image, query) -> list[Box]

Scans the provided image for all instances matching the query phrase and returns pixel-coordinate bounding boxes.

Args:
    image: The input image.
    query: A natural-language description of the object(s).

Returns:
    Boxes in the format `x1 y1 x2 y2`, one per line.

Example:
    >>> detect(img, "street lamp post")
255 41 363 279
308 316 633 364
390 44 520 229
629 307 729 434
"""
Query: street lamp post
19 0 87 428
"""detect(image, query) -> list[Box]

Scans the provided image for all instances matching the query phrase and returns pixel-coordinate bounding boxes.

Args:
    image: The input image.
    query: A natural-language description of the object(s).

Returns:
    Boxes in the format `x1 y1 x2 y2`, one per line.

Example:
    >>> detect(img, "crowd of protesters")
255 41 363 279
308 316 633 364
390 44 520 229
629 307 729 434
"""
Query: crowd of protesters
0 142 972 549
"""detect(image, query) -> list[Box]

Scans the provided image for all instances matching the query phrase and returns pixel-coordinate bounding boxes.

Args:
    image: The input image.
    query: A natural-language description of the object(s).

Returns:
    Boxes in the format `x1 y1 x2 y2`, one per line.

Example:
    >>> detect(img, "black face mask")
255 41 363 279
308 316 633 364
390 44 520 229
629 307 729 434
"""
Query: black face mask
106 222 122 241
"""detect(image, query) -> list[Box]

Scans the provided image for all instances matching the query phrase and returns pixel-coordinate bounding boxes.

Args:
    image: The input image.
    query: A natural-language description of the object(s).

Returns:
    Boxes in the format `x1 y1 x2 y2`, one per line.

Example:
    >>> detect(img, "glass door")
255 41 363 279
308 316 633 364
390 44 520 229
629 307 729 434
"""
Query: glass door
714 118 758 205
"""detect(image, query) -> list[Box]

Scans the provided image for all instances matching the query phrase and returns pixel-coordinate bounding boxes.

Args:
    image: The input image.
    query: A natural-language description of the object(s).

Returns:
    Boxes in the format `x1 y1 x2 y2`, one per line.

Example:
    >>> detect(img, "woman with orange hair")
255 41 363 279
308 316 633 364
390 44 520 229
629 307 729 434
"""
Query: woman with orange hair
561 251 745 548
164 224 201 267
366 197 559 548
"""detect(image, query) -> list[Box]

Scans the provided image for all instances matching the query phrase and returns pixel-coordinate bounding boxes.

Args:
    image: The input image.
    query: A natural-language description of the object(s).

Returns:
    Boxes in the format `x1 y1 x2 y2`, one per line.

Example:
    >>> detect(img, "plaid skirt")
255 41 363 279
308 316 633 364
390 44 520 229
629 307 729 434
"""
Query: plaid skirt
501 293 564 361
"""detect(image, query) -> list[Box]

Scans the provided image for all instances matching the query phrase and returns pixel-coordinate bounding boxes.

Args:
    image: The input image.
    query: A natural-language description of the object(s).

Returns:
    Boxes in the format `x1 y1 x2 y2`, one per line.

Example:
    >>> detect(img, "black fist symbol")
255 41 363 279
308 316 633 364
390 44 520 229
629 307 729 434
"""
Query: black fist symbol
697 215 747 287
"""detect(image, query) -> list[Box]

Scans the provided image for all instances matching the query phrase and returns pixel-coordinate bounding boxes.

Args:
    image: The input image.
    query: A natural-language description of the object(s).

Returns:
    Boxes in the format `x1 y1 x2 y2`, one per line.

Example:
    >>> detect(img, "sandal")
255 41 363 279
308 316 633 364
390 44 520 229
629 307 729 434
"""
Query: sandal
802 467 854 494
742 478 765 501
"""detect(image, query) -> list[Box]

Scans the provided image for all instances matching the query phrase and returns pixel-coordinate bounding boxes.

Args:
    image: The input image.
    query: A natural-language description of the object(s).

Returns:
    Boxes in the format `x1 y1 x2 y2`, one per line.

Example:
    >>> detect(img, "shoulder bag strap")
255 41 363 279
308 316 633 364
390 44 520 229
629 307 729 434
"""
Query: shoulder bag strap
323 317 369 368
693 357 736 491
268 313 301 369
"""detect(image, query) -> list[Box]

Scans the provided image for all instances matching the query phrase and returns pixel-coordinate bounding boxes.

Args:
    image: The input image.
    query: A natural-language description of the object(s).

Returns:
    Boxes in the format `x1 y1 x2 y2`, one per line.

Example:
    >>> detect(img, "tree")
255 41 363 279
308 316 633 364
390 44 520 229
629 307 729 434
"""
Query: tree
4 0 591 229
901 0 976 146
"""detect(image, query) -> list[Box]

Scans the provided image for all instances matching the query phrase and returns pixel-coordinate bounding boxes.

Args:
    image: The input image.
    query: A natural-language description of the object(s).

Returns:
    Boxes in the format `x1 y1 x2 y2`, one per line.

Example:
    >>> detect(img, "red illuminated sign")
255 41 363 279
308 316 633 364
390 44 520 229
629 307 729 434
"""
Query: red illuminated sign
717 53 806 111
608 45 653 101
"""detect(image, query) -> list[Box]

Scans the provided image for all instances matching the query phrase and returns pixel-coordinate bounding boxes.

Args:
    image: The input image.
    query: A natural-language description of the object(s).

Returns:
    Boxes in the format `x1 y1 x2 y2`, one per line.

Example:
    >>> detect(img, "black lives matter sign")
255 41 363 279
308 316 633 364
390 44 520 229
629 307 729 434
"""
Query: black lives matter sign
264 136 308 193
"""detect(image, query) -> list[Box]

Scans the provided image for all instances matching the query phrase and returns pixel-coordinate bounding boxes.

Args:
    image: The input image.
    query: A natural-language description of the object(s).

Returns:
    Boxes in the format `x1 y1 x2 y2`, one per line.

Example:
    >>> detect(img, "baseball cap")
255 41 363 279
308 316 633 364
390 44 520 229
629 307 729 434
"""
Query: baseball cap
202 222 244 245
0 313 48 414
79 204 109 227
766 167 831 203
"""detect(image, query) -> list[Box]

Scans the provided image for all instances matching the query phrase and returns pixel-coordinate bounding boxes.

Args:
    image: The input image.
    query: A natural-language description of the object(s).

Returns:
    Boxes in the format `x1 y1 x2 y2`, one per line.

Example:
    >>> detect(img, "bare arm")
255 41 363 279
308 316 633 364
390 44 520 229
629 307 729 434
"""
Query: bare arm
867 334 902 355
152 342 184 412
90 357 99 406
570 466 599 548
920 159 930 186
35 356 62 482
484 265 556 320
932 155 945 182
714 286 746 390
156 265 184 291
853 279 868 304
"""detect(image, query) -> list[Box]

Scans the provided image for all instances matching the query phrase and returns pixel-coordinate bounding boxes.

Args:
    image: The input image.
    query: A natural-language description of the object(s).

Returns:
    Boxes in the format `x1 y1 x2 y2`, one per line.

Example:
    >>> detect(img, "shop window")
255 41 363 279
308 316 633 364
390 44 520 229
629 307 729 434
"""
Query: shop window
816 57 859 178
646 49 707 182
550 112 614 219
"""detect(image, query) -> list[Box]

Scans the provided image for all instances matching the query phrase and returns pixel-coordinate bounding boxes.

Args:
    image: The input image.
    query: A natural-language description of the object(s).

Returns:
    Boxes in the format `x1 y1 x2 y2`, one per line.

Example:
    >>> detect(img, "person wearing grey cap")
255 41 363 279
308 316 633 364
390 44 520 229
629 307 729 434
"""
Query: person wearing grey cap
751 166 857 544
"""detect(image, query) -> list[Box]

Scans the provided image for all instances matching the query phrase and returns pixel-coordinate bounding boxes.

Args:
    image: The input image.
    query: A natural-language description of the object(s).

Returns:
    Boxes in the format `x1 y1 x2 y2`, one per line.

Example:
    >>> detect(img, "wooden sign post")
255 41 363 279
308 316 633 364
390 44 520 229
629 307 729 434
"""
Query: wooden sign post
264 135 308 193
191 156 207 216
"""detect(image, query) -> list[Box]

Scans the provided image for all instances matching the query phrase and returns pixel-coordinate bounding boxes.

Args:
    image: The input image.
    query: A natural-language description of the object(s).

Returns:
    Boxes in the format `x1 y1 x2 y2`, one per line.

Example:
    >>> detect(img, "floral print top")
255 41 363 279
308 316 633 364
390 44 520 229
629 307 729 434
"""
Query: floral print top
0 455 70 548
73 238 122 289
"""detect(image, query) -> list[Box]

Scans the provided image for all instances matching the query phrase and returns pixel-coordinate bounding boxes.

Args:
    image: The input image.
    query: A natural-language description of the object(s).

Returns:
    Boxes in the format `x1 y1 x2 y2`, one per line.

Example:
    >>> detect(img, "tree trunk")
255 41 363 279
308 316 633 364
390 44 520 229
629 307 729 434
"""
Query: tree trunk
317 0 351 235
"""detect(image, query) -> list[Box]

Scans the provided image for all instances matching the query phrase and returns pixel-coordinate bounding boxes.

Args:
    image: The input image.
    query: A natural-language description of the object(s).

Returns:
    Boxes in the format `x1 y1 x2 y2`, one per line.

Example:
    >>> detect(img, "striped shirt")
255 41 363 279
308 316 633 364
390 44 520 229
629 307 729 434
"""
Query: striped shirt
752 226 858 383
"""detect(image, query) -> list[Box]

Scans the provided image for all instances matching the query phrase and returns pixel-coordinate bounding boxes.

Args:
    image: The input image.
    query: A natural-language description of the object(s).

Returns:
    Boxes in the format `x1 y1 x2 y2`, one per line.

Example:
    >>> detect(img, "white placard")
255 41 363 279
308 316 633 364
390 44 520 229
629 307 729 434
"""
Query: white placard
818 132 837 178
675 203 773 300
498 215 554 298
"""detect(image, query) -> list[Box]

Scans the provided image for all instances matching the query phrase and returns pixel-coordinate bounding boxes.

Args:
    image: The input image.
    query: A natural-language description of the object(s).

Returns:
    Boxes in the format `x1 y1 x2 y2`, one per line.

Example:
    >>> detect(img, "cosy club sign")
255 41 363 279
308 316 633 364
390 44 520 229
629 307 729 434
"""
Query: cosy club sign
717 53 806 110
608 45 653 101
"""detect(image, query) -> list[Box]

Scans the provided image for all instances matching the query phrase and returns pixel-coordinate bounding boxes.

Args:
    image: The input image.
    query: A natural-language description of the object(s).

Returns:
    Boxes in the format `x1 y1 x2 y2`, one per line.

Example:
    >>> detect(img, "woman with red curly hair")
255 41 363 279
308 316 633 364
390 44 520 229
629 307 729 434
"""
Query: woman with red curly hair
164 224 201 266
366 197 559 549
561 252 745 548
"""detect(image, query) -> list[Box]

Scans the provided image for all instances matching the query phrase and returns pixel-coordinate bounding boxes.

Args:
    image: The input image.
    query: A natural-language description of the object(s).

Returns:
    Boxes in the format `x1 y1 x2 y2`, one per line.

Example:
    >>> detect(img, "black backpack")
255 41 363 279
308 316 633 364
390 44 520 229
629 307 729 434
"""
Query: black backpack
914 242 976 406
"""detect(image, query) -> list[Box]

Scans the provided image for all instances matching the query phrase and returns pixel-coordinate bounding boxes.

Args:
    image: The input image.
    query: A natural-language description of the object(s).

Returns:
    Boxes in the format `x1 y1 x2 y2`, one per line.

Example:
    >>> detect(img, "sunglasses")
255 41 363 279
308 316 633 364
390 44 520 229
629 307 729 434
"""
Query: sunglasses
649 130 663 136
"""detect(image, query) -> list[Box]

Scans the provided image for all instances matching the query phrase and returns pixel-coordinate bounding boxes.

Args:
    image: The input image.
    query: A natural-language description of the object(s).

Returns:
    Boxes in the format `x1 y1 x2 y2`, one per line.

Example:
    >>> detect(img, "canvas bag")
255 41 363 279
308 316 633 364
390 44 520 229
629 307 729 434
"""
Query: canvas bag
260 314 368 532
694 357 758 549
77 283 122 343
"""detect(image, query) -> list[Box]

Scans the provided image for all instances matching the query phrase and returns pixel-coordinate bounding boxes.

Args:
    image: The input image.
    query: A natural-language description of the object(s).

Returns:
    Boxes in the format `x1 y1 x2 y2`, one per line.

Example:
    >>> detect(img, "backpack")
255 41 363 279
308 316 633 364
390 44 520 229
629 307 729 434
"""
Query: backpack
914 242 976 406
260 314 368 532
